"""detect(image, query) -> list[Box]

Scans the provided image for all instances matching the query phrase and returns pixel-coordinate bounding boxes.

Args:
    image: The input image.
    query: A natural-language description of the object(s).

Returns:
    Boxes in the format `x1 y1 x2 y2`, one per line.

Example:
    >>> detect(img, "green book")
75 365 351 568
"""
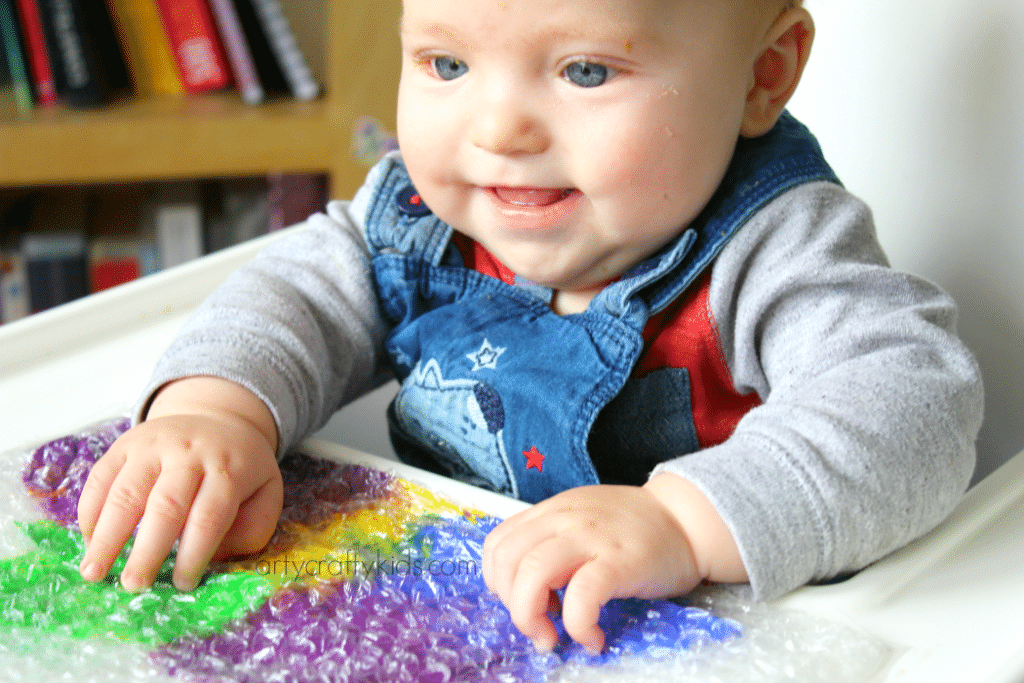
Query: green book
0 0 32 112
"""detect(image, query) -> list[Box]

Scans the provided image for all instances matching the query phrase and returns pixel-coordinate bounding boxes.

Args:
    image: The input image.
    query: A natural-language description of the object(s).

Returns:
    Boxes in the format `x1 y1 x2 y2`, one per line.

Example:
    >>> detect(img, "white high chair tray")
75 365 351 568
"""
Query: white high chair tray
1 230 1021 683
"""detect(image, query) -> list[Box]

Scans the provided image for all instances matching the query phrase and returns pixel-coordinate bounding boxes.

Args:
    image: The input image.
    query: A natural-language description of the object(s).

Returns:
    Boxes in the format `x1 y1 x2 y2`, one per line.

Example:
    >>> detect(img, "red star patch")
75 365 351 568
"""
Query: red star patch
523 446 545 472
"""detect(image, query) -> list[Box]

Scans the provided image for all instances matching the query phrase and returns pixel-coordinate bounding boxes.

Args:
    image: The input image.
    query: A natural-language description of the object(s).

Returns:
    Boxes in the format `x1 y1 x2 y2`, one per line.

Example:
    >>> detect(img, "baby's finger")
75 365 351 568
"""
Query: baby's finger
507 538 590 652
483 515 559 600
78 458 159 583
77 445 127 543
118 463 202 592
171 473 240 592
212 478 283 561
559 557 622 654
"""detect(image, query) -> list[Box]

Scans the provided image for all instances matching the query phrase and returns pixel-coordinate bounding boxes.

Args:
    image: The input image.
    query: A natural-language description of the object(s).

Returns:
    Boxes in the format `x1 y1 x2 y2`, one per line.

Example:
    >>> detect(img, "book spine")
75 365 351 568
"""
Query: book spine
267 172 327 232
230 0 285 94
154 0 231 93
155 204 203 268
89 239 141 292
248 0 316 100
13 0 56 105
152 182 204 269
22 233 89 312
35 0 129 107
0 0 33 111
0 251 30 323
207 0 261 103
105 0 184 95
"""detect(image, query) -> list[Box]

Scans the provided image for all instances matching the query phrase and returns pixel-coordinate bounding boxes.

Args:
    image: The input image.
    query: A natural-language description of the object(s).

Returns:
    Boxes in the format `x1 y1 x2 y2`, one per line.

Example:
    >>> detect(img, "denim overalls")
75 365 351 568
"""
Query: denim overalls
364 113 840 504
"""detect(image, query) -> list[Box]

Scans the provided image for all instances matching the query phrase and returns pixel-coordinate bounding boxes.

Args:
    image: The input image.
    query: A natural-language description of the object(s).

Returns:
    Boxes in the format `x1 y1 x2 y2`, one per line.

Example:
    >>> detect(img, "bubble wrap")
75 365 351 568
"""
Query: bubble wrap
0 419 894 682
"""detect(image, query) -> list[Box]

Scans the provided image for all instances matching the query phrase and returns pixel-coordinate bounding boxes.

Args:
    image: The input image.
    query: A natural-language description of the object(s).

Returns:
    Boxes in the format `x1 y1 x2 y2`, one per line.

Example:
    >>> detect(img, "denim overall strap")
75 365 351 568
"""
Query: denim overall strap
594 112 841 324
364 163 453 266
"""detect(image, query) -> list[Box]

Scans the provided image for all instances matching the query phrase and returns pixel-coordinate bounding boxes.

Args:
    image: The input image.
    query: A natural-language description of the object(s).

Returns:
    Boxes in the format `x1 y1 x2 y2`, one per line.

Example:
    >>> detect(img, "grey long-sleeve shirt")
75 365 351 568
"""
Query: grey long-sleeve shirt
139 173 983 600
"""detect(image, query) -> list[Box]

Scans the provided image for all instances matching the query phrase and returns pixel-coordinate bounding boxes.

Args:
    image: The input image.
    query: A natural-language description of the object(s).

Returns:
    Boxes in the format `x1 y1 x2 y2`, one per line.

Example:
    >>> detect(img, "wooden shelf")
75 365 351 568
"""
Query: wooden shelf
0 1 401 201
0 92 336 186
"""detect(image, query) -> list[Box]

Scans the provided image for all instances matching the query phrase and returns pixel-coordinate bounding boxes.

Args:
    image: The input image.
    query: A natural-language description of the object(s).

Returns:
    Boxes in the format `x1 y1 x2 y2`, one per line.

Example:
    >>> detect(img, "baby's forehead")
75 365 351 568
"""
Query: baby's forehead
400 0 780 36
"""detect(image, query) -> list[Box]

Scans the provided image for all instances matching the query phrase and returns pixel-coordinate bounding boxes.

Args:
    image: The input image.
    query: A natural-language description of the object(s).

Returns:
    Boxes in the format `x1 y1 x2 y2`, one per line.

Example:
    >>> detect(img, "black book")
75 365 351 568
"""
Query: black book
23 233 89 312
0 15 9 85
231 0 288 98
36 0 130 107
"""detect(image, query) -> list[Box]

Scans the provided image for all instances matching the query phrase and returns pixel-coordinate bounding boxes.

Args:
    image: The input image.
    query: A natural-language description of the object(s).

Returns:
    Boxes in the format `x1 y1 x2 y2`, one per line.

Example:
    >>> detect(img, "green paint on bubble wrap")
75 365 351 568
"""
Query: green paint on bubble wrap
0 520 273 645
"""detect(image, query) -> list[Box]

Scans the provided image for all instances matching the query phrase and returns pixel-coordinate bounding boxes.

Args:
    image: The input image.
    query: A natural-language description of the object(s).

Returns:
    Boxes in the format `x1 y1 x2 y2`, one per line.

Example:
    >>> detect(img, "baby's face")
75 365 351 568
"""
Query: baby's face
397 0 769 301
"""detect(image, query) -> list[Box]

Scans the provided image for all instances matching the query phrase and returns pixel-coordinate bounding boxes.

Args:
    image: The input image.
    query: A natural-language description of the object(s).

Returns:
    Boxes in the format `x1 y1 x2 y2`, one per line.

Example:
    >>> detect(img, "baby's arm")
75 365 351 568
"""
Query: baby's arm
77 376 283 592
75 166 390 592
482 473 746 653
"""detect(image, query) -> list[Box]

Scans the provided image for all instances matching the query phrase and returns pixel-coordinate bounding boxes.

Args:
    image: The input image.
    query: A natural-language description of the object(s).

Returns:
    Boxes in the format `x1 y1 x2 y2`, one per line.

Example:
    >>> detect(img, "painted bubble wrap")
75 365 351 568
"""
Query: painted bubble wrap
0 419 893 683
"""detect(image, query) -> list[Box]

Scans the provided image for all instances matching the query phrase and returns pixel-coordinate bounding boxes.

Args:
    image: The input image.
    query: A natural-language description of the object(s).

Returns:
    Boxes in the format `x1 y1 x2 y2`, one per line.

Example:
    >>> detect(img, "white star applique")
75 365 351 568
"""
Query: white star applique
466 339 506 371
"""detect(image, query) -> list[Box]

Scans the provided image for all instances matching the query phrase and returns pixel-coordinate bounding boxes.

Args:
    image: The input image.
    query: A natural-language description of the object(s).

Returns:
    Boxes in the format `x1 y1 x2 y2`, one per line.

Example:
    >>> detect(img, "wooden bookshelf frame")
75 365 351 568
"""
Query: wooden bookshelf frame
0 0 402 200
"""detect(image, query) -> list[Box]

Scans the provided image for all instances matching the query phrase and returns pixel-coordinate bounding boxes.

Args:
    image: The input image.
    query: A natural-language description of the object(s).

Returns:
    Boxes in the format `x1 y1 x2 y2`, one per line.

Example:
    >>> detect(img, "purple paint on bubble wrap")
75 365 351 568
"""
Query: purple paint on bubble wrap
153 500 741 682
277 452 393 529
22 417 130 529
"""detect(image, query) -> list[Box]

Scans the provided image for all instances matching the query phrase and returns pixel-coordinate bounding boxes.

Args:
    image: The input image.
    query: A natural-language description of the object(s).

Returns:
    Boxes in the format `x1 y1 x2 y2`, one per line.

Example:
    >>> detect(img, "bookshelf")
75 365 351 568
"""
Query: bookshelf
0 0 402 200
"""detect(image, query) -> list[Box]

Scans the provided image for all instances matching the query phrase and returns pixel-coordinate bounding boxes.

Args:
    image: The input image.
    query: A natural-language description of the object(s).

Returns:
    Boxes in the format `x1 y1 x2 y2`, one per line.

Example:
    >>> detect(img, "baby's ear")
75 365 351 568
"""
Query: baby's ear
741 8 815 138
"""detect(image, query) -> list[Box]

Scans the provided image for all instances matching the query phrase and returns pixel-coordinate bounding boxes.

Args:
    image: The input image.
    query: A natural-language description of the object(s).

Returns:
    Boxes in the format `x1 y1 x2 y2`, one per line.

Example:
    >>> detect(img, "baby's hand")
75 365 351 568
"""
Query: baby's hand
482 481 706 654
77 378 283 592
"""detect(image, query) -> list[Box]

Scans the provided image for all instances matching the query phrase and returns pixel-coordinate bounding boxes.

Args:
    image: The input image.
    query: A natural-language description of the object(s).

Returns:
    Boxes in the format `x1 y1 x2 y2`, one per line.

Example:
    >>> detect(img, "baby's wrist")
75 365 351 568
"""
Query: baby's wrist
642 473 748 584
147 376 278 452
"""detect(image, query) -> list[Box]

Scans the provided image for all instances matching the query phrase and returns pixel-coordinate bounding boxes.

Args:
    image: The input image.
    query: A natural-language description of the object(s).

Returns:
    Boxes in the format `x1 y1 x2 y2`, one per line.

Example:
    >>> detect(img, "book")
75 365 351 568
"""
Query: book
0 250 29 322
0 27 8 84
230 0 284 97
154 0 231 93
0 24 8 84
0 193 30 322
203 176 269 253
35 0 131 108
22 188 90 312
106 0 184 95
0 0 32 112
87 183 148 292
14 0 57 106
88 238 139 292
267 172 327 232
246 0 317 101
207 0 261 104
22 232 89 311
152 181 203 269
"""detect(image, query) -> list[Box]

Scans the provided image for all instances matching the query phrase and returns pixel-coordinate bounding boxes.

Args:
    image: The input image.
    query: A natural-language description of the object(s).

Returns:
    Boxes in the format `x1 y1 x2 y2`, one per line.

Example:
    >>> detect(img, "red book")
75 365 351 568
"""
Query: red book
90 256 141 292
13 0 56 106
154 0 231 93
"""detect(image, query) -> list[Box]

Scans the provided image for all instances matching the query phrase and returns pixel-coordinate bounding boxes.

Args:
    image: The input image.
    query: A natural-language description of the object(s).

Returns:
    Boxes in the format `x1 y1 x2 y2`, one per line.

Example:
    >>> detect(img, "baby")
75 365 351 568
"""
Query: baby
77 0 983 655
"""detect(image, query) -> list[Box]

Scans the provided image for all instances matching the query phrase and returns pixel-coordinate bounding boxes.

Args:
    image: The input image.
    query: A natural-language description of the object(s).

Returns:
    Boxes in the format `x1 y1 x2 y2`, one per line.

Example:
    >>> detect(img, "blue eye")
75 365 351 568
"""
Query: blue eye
432 56 468 80
563 61 611 88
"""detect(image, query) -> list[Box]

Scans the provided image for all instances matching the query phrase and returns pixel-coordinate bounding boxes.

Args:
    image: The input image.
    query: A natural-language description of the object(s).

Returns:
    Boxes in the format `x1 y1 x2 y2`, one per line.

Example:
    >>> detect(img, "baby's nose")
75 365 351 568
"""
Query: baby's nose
471 89 550 156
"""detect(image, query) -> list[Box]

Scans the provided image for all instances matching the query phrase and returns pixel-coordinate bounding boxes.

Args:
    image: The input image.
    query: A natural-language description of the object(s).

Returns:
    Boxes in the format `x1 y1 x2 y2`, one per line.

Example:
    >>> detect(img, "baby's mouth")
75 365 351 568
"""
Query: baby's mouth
491 187 577 207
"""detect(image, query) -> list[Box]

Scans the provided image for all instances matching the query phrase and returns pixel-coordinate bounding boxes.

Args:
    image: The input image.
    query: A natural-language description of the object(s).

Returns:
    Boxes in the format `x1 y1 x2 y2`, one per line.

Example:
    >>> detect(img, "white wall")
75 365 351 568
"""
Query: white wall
321 1 1024 483
788 0 1024 483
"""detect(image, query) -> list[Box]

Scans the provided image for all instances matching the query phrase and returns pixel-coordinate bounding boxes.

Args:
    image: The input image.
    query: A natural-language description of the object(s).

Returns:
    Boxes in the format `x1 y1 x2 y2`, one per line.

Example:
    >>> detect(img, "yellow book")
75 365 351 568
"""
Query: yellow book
106 0 184 95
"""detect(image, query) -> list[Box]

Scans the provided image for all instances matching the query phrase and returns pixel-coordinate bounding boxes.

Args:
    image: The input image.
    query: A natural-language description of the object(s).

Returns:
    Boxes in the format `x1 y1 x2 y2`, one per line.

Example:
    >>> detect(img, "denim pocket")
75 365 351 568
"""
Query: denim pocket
588 367 700 486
